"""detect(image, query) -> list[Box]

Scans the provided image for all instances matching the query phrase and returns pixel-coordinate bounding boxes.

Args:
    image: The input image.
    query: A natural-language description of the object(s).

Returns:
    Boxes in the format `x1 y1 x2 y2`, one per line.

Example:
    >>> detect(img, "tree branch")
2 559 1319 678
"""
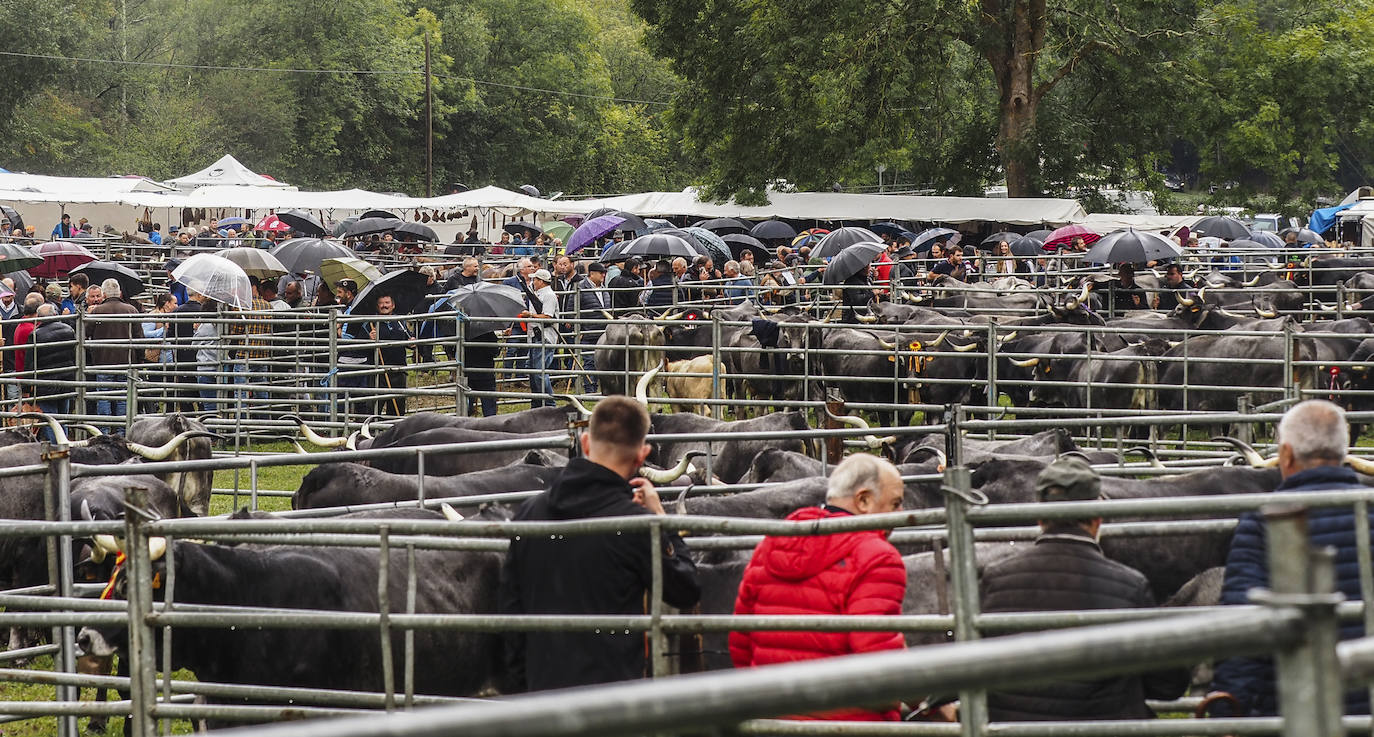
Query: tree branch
1032 38 1112 104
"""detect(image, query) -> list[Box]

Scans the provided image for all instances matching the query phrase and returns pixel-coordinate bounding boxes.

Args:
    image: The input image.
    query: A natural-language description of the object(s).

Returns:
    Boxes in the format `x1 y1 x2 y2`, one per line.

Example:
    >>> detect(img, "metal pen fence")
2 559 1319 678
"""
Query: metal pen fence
2 407 1374 735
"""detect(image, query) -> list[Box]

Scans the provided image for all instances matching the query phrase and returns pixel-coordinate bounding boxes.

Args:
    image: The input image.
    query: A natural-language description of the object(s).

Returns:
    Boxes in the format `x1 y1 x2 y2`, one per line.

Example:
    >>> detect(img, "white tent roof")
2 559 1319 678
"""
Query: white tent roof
1079 213 1202 234
166 155 293 190
0 172 171 195
555 188 1087 225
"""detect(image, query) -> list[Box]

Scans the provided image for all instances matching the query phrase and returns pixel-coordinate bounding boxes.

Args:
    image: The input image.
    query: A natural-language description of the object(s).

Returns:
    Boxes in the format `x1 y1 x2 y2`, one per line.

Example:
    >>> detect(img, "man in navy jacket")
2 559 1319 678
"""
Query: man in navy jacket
1211 399 1368 716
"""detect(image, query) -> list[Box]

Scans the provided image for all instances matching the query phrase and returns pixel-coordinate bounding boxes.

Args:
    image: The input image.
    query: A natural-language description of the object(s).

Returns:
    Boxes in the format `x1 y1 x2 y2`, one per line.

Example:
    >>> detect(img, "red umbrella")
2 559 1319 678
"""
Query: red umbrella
29 241 97 278
256 214 291 232
1042 224 1101 250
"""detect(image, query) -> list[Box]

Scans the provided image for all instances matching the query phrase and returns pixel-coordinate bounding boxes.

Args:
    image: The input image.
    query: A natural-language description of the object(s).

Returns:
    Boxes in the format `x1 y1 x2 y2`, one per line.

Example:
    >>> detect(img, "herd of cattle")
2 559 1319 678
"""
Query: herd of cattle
14 255 1374 727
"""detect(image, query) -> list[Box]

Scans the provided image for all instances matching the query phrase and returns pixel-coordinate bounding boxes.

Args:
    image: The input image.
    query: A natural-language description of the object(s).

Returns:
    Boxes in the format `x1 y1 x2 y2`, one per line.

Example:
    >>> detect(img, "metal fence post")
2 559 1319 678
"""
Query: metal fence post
710 315 722 418
125 366 138 434
649 519 668 678
1236 394 1253 446
43 440 76 737
378 525 395 712
1355 499 1374 721
74 312 86 414
1264 505 1343 736
942 405 986 736
1283 320 1296 401
327 309 339 425
124 486 157 737
455 317 468 418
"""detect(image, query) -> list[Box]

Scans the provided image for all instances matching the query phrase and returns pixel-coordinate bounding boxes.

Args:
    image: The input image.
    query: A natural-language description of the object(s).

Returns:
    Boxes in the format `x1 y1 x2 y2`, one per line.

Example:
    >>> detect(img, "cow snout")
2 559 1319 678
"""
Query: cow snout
76 627 116 658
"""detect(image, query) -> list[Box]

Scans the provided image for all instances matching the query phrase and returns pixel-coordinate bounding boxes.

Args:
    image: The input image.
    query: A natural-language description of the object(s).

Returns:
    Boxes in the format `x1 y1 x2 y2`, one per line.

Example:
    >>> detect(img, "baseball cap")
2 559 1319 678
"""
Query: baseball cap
588 262 607 273
531 269 552 282
1035 457 1101 503
169 225 180 233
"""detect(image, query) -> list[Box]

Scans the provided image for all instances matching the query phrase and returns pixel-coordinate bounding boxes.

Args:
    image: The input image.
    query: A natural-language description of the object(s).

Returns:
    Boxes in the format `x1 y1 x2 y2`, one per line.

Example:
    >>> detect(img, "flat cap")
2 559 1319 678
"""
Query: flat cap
1035 456 1101 503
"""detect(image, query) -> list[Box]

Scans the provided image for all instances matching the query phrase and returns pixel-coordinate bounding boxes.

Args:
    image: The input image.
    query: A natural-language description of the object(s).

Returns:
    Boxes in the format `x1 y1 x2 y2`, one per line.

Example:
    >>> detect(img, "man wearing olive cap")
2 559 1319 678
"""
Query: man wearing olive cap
978 456 1188 722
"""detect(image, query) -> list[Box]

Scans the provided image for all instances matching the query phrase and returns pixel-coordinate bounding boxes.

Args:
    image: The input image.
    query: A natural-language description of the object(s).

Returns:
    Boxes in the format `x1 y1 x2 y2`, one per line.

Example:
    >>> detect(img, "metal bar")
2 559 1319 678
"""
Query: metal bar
378 525 395 712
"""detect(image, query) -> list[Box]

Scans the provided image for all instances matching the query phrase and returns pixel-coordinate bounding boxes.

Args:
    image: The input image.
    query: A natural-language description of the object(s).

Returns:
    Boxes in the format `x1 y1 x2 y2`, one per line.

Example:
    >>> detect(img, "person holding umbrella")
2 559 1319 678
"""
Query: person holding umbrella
334 279 374 417
1107 264 1147 315
371 294 412 416
521 269 560 407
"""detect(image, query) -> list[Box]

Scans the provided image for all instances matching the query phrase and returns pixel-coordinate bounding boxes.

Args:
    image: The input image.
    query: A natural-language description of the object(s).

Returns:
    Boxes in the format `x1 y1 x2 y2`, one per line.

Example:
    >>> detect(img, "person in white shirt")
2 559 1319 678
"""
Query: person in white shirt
522 269 560 406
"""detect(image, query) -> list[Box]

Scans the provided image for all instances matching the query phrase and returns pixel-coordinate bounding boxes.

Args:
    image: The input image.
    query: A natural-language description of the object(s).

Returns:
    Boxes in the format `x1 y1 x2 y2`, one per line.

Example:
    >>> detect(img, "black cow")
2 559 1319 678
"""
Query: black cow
76 508 512 727
595 313 665 396
293 456 562 510
648 412 815 485
368 427 568 476
127 414 215 515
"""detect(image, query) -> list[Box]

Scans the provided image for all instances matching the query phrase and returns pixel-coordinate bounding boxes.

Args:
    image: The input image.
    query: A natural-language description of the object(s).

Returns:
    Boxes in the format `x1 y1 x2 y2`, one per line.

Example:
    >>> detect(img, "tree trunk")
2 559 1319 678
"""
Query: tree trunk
985 0 1046 197
998 83 1038 197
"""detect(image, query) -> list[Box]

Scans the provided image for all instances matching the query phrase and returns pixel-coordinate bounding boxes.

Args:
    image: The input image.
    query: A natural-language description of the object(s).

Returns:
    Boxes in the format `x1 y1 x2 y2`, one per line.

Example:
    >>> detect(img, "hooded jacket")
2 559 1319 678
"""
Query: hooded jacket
500 457 699 692
729 506 907 721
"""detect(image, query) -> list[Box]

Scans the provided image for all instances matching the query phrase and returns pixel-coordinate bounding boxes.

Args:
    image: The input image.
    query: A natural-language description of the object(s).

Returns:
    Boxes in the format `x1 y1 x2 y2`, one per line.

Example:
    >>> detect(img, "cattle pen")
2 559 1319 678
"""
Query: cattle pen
12 249 1374 734
3 406 1374 736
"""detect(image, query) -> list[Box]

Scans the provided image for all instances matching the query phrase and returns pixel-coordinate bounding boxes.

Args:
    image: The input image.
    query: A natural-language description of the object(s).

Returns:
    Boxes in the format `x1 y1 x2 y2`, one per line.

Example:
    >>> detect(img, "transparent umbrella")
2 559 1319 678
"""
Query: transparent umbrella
172 254 253 310
215 247 289 279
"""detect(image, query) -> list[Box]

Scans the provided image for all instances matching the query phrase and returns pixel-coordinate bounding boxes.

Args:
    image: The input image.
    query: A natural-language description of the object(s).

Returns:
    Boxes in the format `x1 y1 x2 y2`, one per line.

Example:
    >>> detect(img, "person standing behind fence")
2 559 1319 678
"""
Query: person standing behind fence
729 454 908 721
574 262 609 393
172 291 208 412
334 279 373 418
371 294 411 416
979 456 1188 722
26 304 75 441
85 279 143 425
609 256 645 310
1210 399 1372 717
521 269 559 407
140 293 176 413
500 396 699 691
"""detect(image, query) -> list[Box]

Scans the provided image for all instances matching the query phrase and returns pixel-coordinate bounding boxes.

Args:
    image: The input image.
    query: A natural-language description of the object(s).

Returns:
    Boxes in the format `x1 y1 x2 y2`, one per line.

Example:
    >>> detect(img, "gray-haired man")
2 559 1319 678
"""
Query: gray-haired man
85 278 144 422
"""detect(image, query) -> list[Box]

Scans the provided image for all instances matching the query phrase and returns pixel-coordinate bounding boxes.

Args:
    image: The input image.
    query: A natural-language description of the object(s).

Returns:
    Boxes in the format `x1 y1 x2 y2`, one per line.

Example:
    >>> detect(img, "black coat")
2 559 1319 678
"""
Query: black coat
979 530 1189 722
499 458 700 692
27 320 77 393
607 274 643 311
171 300 204 366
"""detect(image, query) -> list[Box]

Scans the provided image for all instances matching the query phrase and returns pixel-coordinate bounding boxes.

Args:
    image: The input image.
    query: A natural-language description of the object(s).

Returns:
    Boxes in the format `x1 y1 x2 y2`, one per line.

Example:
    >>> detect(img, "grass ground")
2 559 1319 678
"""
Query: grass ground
0 657 197 736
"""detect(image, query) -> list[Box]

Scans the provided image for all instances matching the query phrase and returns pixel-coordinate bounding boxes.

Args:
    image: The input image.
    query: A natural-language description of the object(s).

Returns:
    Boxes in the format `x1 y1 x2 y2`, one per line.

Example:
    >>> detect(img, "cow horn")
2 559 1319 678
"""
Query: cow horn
148 537 167 561
1347 455 1374 476
1010 356 1040 367
80 499 94 522
1149 269 1164 279
930 330 949 347
877 338 897 351
73 423 104 438
17 412 67 446
345 432 359 452
91 534 121 564
635 361 664 406
1318 301 1338 312
1255 306 1279 319
440 503 465 522
762 307 783 315
673 489 689 516
287 415 351 448
1066 298 1080 310
659 311 683 321
126 431 220 462
1186 267 1202 280
1198 286 1208 302
600 310 614 321
1177 294 1195 307
557 394 593 418
1242 274 1262 287
1123 446 1165 470
1077 283 1091 303
639 450 706 484
855 312 878 324
1213 436 1277 468
825 410 891 449
360 415 379 440
998 331 1018 342
952 342 978 353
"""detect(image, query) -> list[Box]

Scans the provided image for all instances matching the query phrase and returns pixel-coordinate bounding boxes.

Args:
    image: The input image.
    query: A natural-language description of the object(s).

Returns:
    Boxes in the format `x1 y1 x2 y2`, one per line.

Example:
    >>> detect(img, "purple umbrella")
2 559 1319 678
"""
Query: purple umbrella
566 215 628 254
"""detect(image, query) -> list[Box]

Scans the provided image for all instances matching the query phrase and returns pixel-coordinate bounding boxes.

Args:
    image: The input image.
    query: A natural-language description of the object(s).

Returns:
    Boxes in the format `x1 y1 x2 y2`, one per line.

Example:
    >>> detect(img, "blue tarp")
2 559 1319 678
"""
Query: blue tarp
1309 203 1355 235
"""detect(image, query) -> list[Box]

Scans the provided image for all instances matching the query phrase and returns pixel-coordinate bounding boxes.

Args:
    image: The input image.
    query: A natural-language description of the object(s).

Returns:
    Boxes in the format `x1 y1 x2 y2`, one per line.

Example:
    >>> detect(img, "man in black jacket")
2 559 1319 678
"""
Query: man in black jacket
979 457 1189 722
608 257 645 311
500 396 700 692
26 304 76 442
573 262 610 392
170 292 207 411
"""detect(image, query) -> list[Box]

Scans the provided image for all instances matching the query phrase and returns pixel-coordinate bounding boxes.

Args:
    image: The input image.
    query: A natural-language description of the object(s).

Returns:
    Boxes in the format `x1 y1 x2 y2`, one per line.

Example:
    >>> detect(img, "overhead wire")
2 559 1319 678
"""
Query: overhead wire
0 49 671 107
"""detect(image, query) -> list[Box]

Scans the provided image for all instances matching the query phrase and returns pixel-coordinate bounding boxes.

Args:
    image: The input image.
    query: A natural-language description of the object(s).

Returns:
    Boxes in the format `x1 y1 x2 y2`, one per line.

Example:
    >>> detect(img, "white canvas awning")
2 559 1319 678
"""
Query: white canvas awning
554 188 1087 225
166 155 293 190
0 173 171 195
1079 213 1202 234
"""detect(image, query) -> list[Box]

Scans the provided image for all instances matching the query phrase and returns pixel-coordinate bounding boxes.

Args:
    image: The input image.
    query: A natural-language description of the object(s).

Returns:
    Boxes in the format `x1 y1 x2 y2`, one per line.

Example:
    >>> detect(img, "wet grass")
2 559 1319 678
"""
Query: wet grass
0 656 196 736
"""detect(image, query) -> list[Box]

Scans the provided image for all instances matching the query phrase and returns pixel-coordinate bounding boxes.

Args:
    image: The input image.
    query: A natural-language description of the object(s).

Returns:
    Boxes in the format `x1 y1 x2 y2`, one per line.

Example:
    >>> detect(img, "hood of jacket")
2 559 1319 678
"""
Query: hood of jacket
760 506 870 581
546 457 633 519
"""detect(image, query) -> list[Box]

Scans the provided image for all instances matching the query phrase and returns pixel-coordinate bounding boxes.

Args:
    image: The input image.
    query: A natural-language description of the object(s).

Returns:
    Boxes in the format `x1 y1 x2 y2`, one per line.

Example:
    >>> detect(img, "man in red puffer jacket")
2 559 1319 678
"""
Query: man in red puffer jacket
730 454 908 721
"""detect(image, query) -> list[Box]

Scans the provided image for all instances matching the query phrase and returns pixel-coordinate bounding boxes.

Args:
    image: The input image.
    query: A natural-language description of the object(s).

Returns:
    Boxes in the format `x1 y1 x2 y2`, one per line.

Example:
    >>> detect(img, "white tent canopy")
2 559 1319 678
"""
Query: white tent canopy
1078 213 1202 234
555 188 1087 226
0 172 171 195
166 154 293 191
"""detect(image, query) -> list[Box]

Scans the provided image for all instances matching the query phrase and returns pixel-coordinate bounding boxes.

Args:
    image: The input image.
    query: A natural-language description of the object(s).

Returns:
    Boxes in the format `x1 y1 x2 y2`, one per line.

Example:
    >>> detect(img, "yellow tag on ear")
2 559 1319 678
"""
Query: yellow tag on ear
151 572 162 590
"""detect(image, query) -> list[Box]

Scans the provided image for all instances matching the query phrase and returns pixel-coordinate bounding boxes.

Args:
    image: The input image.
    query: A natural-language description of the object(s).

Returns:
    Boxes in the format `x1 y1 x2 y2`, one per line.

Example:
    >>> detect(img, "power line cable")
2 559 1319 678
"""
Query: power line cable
0 49 671 107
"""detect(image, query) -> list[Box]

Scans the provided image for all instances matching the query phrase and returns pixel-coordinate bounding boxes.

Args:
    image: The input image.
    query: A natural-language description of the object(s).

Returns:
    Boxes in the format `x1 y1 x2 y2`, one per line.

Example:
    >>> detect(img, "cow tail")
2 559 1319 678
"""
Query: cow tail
1131 356 1158 411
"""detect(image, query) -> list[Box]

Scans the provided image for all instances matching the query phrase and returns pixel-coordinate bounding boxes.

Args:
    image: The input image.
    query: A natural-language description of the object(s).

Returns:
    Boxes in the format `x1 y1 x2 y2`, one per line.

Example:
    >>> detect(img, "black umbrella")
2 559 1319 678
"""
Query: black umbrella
661 228 731 266
1248 230 1286 249
750 220 797 241
868 222 907 239
604 233 698 263
361 210 400 221
270 238 354 276
981 231 1023 249
1024 228 1054 241
694 217 752 235
276 209 326 237
813 227 883 259
1084 228 1183 264
350 268 432 316
69 260 145 297
435 282 528 338
586 208 648 234
1192 216 1251 241
332 217 359 237
823 242 886 285
1278 227 1325 246
344 217 403 239
0 205 24 234
395 222 439 243
1008 236 1046 257
722 234 771 262
502 221 543 236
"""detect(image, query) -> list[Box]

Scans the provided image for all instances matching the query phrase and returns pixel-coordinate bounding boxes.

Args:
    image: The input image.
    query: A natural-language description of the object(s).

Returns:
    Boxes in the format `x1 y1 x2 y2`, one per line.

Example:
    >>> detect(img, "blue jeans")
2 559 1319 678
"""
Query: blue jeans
527 343 555 406
198 369 218 413
36 399 70 444
95 373 127 419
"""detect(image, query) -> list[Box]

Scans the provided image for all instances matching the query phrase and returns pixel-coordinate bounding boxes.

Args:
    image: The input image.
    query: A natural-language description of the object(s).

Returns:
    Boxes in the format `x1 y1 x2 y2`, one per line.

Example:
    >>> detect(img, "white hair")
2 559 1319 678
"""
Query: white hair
826 454 899 503
1278 399 1347 464
100 278 122 298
